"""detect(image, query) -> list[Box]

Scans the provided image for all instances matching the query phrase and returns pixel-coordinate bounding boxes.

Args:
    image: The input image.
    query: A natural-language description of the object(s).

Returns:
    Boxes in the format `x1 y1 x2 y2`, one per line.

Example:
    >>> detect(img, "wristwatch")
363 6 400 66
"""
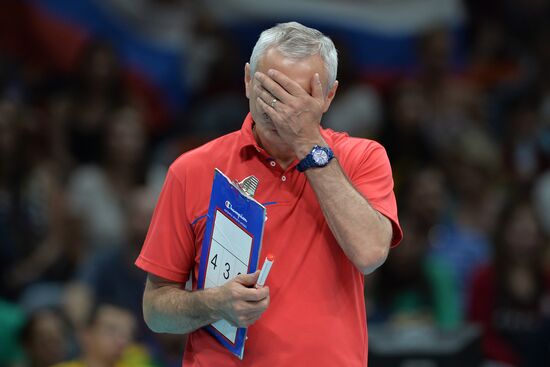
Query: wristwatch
296 145 335 172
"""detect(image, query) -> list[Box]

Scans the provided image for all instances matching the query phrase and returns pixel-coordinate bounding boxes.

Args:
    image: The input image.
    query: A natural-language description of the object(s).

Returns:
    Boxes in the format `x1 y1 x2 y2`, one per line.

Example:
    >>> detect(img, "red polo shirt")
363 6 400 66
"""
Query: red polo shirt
136 113 402 366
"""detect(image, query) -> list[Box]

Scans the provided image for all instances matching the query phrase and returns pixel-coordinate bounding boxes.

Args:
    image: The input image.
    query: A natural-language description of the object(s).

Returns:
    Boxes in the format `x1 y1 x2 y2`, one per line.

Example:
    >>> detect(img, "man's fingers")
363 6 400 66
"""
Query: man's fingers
254 84 280 110
241 295 270 324
239 284 269 302
253 292 270 309
266 69 305 96
257 97 279 122
254 72 290 103
235 270 259 286
233 271 270 300
311 73 324 102
222 283 270 327
251 286 270 302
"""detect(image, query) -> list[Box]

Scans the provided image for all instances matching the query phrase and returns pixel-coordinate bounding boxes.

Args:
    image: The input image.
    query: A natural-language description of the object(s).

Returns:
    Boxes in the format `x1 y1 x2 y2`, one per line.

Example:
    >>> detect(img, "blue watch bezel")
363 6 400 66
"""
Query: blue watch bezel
296 145 334 172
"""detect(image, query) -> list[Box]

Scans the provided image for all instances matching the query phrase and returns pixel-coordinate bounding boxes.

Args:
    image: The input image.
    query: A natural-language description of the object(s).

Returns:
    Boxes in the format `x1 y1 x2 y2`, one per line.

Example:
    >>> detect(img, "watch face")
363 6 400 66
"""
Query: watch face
312 149 329 165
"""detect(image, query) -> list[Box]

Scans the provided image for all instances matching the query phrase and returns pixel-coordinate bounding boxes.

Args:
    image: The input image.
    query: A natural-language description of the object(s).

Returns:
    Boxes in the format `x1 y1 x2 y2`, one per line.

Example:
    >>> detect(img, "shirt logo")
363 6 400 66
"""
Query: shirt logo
224 200 248 223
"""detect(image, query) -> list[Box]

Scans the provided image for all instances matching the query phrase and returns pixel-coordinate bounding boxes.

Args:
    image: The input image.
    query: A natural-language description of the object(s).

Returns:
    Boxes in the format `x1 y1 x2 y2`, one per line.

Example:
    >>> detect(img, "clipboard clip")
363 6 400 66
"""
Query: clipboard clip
235 175 259 198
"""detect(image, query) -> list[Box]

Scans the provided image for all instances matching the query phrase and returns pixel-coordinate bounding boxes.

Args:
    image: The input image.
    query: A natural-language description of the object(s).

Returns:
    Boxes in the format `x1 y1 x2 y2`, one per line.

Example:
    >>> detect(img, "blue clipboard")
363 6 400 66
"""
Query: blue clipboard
197 169 266 359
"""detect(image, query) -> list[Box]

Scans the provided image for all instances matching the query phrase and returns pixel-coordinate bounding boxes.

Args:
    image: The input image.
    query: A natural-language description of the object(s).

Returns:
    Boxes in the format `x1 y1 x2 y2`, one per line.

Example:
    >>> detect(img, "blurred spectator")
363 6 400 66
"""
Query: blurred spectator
502 92 547 185
0 98 80 300
184 6 235 95
400 167 447 236
430 128 501 313
468 195 550 366
367 218 460 330
70 186 189 363
466 20 521 89
66 105 165 254
65 40 126 166
534 170 550 237
323 40 383 138
18 307 72 367
145 334 186 367
367 168 460 330
68 184 190 363
380 80 433 189
53 302 154 367
415 26 485 156
57 286 92 339
0 299 26 367
76 187 155 334
184 12 248 139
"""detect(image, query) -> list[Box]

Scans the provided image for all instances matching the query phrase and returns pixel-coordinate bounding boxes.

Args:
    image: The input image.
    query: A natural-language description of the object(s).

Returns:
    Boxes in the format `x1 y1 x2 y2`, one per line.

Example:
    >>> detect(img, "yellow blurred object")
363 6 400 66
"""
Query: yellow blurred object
52 344 157 367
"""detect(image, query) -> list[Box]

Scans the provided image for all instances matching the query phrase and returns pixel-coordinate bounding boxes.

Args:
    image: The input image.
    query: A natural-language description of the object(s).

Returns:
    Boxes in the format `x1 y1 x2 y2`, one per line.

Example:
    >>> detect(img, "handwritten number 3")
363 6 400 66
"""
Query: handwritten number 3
223 262 230 279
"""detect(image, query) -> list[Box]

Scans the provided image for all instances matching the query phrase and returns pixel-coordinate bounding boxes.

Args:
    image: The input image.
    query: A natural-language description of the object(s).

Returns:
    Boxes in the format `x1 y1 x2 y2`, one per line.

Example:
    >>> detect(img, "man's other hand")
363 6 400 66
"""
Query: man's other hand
216 271 270 327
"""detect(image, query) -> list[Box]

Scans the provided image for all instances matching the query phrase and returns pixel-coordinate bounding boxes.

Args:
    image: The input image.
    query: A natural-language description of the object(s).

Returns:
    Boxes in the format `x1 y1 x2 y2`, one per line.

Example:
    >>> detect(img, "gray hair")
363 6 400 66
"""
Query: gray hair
249 22 338 91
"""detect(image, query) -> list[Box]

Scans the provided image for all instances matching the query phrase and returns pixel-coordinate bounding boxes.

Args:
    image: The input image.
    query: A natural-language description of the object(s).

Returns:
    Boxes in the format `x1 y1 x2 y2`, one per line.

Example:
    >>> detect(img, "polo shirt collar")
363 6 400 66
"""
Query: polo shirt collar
238 112 335 158
239 113 261 152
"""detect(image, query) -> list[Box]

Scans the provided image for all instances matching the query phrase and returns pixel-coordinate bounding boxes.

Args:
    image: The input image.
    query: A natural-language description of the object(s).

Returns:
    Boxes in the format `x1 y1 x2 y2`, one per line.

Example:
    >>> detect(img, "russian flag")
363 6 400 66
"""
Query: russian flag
0 0 465 128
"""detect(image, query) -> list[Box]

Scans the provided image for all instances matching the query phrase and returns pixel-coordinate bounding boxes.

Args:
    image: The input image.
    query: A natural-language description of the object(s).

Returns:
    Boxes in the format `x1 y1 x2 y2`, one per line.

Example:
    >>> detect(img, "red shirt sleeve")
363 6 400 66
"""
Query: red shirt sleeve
347 140 403 247
135 167 195 283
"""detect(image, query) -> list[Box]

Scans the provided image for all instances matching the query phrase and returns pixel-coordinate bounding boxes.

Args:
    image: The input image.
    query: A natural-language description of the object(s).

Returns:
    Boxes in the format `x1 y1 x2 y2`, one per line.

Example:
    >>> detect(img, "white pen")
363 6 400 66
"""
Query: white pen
255 254 274 288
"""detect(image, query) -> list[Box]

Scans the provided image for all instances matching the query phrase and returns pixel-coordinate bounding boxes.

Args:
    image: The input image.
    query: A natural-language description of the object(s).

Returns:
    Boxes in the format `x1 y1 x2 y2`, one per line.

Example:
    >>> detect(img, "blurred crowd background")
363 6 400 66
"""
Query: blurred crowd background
1 0 550 366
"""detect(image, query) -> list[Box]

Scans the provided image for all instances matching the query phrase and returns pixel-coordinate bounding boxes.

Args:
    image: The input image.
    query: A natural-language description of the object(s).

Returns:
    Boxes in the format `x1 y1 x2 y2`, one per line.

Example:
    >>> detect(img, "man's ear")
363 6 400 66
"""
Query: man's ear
322 80 339 113
244 63 252 99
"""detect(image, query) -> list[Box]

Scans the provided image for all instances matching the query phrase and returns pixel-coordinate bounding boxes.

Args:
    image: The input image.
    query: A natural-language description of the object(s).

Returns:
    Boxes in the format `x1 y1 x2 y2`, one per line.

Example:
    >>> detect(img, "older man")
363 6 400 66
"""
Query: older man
136 22 402 366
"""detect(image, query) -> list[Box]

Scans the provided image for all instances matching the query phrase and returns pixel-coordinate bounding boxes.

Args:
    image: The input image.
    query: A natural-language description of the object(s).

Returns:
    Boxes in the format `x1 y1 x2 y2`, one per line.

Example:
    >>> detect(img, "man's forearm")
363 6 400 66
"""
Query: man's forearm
304 159 392 274
143 280 221 334
143 271 269 334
